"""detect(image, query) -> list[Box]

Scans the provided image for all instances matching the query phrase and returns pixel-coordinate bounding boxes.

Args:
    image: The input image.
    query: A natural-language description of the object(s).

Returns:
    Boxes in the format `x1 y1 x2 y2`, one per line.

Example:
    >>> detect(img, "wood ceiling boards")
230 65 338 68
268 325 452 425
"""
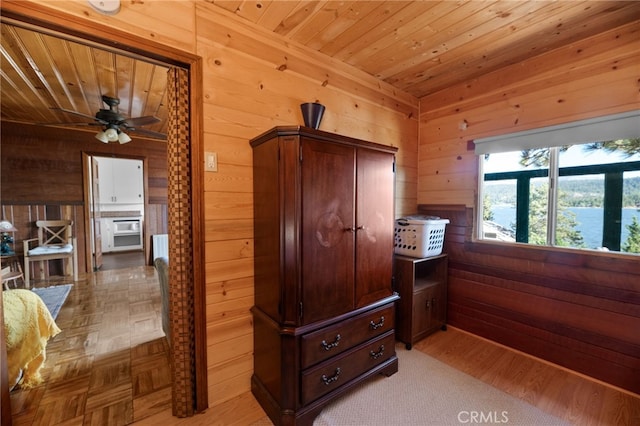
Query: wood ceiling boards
213 0 640 97
1 1 639 134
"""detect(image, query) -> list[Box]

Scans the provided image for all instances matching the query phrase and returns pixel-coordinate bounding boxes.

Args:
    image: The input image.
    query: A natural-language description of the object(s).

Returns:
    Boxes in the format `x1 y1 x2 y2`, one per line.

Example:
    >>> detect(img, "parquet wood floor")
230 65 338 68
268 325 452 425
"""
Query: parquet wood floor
9 260 171 425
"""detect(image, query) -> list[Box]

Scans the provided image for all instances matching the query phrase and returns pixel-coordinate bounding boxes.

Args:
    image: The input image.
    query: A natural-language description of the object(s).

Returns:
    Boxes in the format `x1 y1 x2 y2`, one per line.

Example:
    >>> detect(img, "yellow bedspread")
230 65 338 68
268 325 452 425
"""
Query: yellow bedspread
3 289 61 389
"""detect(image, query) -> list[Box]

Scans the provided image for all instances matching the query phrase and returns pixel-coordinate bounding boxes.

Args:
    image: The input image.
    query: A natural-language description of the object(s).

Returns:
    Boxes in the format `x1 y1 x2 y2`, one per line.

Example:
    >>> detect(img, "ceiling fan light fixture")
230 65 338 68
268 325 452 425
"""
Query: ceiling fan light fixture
104 127 119 142
118 131 132 144
95 131 109 143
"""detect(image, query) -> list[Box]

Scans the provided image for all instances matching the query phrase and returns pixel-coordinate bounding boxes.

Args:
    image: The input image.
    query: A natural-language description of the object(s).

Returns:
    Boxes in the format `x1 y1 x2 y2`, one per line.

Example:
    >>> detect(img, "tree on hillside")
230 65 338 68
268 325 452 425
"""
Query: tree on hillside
523 183 584 247
483 194 494 221
525 183 548 245
519 138 640 168
584 138 640 158
622 216 640 253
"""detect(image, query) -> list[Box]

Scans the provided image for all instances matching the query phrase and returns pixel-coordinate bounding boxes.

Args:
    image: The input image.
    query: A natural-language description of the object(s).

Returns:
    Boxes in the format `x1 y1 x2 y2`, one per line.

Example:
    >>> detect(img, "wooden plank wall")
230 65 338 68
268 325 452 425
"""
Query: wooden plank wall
417 21 640 394
0 122 169 272
195 3 418 407
2 0 419 410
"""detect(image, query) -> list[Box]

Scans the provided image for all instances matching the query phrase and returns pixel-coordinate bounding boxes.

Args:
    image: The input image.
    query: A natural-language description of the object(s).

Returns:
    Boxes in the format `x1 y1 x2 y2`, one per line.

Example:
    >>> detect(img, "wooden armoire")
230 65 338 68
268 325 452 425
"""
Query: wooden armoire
250 126 399 425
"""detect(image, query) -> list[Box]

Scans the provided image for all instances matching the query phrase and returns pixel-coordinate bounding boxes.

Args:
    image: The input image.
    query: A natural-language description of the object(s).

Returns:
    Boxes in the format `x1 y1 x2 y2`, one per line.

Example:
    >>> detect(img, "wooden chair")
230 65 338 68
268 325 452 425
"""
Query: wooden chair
23 220 78 286
154 256 171 344
1 255 24 290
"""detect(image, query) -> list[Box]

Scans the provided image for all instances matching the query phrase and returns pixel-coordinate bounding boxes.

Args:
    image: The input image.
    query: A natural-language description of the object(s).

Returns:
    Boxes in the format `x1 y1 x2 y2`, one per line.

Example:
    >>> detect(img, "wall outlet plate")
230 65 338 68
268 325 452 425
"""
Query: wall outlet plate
205 152 218 172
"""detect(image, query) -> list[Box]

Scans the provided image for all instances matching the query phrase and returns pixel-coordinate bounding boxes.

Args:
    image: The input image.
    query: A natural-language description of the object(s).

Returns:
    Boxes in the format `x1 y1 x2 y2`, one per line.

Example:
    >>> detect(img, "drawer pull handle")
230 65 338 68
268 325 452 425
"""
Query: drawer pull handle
370 344 385 360
321 334 341 351
321 368 341 385
370 316 385 330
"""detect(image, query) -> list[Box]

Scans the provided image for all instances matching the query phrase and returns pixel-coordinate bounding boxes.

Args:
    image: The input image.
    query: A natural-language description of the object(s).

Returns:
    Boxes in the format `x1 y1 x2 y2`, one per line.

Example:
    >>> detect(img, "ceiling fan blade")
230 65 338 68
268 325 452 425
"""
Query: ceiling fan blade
51 107 102 122
125 116 161 127
127 128 166 139
36 121 102 127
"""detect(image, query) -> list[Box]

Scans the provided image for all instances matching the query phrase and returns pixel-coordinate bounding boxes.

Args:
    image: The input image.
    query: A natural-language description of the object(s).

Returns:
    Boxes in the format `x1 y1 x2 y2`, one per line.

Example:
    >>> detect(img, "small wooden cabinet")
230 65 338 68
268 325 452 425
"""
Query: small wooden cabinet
394 254 448 349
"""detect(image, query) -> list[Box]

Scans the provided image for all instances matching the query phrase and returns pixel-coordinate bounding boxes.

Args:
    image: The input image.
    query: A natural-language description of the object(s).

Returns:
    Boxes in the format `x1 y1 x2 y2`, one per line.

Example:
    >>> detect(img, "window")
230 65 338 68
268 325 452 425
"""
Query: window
475 111 640 254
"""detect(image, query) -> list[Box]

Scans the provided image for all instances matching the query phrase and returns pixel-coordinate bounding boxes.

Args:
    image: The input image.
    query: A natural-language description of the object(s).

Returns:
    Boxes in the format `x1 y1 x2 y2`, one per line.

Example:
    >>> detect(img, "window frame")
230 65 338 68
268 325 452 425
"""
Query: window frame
474 110 640 254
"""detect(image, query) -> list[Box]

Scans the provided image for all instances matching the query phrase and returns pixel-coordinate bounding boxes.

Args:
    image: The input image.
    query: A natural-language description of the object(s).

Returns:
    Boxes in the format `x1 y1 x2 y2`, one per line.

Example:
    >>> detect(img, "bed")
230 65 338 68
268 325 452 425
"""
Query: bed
3 289 61 390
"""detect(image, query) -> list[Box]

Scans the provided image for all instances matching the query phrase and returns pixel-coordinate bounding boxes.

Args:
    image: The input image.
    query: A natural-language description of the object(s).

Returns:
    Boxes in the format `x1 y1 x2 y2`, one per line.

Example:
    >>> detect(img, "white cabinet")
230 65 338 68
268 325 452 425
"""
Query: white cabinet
97 157 143 205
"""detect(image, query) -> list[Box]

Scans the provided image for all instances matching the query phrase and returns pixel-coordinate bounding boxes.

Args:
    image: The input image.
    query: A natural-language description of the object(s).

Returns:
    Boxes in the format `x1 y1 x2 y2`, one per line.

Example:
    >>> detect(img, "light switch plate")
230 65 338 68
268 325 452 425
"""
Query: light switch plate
205 152 218 172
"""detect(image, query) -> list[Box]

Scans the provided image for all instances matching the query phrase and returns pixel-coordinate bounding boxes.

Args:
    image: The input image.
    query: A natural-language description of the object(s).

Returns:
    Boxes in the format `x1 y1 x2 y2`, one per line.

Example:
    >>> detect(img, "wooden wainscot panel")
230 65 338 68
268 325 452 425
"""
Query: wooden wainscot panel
446 297 640 394
451 275 639 344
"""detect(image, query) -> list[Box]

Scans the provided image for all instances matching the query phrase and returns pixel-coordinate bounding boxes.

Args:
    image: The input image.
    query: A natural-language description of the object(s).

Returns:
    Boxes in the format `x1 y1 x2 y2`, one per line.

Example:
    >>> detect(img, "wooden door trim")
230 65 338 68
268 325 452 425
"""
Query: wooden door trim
0 1 207 414
84 153 149 266
81 153 94 273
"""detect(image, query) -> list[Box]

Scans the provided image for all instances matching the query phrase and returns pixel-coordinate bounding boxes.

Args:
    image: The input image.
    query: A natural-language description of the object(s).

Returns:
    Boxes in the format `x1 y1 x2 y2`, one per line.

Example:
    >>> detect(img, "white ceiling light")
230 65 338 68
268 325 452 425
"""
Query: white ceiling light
118 132 132 144
104 127 119 142
95 131 109 143
88 0 121 15
96 127 130 143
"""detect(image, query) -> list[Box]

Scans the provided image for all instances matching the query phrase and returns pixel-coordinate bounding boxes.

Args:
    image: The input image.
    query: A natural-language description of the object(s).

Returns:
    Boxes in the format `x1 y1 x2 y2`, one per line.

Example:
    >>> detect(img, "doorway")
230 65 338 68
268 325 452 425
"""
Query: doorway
0 3 207 419
86 155 147 272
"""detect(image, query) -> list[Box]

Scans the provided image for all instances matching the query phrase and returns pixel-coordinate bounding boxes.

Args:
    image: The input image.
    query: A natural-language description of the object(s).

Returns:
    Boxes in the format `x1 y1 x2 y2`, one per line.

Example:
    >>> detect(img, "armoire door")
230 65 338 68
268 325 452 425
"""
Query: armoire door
301 138 356 324
355 148 395 307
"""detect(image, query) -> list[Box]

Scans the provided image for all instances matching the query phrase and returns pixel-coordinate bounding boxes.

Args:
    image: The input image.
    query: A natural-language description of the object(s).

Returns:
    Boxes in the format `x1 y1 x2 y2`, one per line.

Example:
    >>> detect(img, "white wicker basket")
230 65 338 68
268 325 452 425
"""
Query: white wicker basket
394 216 449 258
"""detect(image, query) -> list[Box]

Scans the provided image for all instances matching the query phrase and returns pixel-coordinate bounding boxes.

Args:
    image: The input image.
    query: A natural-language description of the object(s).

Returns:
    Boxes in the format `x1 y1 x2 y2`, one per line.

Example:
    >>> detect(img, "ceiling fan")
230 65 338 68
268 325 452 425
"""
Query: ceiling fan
44 95 166 143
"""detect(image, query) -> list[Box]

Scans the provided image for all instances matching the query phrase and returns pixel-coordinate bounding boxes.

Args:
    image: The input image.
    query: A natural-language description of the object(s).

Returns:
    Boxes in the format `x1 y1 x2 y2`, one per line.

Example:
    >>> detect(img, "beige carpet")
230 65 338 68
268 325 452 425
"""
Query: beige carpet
313 344 570 426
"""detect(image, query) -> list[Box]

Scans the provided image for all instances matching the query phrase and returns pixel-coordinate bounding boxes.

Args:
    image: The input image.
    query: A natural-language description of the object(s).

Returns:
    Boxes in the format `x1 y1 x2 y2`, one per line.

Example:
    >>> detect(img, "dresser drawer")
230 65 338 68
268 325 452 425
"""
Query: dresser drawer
301 304 394 369
300 330 395 405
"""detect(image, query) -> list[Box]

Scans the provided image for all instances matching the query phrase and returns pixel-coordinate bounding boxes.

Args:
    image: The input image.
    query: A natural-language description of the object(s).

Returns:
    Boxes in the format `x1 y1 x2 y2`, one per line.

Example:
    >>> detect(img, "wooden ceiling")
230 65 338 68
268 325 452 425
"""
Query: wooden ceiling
0 23 170 139
1 1 639 138
213 1 640 97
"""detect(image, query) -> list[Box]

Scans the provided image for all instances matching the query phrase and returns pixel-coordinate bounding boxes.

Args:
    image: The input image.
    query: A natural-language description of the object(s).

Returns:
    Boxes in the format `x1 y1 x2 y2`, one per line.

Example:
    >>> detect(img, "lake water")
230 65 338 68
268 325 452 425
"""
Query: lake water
491 206 639 249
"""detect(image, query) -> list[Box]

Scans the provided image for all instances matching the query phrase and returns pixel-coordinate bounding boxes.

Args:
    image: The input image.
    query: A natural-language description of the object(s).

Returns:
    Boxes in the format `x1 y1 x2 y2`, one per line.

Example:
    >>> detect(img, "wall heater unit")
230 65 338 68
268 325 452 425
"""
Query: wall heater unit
152 234 169 260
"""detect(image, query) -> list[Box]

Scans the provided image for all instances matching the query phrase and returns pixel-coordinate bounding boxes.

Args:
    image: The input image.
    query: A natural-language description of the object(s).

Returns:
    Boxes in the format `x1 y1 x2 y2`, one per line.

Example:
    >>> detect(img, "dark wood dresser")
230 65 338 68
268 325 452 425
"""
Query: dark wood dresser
250 126 399 425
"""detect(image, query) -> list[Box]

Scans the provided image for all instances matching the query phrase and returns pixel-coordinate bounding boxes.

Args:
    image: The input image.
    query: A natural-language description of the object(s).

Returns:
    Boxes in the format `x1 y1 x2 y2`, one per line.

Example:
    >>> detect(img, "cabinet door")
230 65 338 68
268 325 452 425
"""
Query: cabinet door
301 138 355 324
97 157 114 204
112 158 143 204
414 283 446 340
410 287 433 343
433 281 447 328
355 148 395 307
